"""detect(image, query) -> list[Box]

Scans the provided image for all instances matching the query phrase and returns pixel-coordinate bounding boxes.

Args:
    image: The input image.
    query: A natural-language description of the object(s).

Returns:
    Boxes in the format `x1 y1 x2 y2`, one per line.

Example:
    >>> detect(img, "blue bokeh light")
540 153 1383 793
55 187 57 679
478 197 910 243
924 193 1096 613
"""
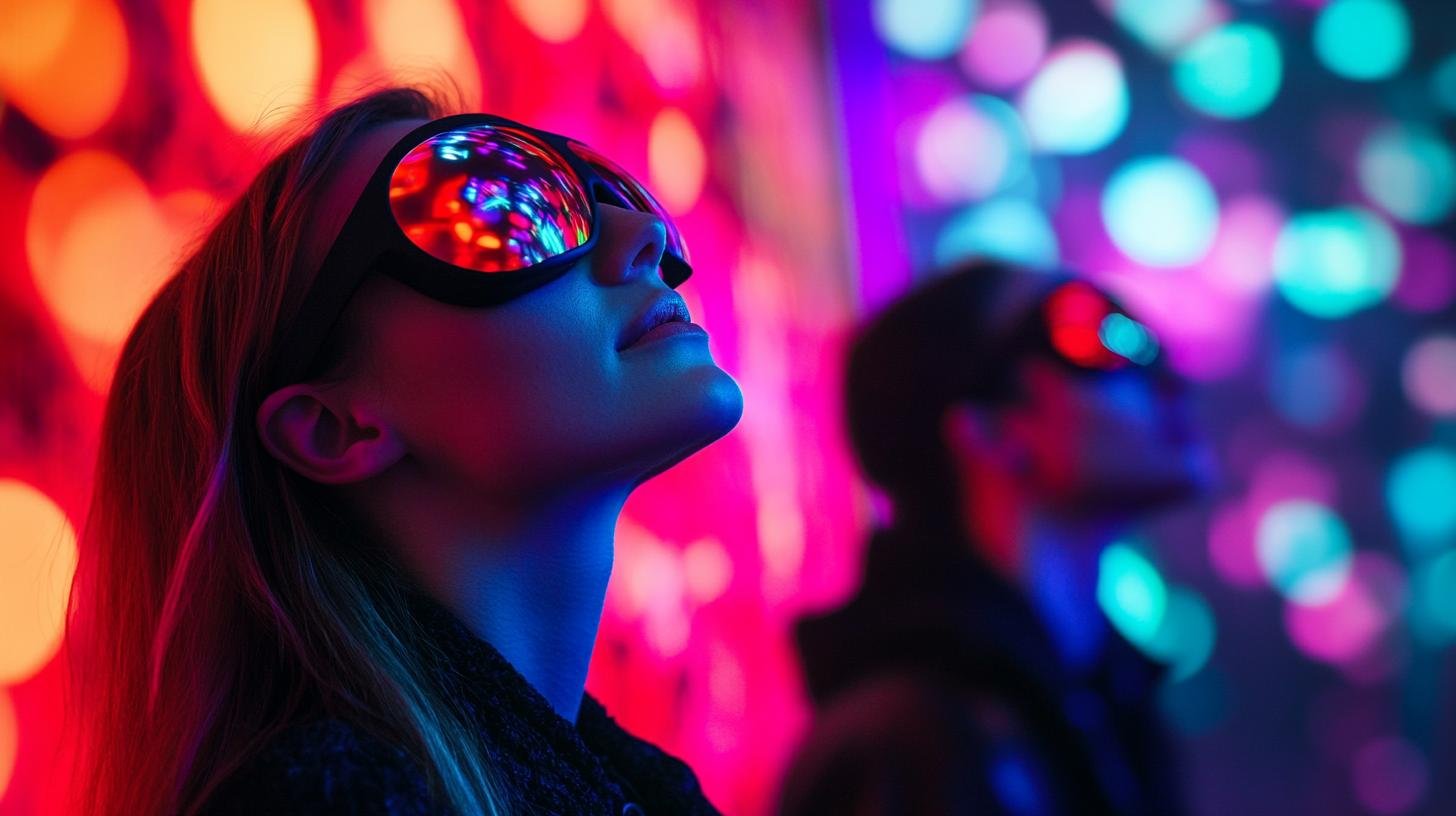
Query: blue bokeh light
873 0 980 60
1357 123 1456 225
1019 41 1130 155
1108 0 1212 53
1174 23 1283 119
934 197 1060 270
1387 447 1456 549
1273 208 1401 319
1102 156 1220 267
1256 500 1354 605
1313 0 1410 82
1097 542 1168 647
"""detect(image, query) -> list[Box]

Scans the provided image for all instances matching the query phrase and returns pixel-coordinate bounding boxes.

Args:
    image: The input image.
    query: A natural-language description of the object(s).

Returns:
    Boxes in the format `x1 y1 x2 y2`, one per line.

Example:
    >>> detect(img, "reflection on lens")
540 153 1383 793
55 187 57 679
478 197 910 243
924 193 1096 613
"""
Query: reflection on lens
390 125 594 273
569 141 691 265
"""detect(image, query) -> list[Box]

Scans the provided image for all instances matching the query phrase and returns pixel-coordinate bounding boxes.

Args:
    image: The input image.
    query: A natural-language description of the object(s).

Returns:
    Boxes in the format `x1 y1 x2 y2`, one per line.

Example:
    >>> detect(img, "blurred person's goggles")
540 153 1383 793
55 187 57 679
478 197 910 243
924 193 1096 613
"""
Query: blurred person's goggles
994 280 1163 376
269 113 691 388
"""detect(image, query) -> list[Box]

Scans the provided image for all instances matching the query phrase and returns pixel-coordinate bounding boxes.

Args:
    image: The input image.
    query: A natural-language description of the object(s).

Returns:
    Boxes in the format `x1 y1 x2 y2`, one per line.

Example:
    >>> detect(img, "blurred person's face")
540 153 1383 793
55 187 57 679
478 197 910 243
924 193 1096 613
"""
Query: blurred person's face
945 275 1213 518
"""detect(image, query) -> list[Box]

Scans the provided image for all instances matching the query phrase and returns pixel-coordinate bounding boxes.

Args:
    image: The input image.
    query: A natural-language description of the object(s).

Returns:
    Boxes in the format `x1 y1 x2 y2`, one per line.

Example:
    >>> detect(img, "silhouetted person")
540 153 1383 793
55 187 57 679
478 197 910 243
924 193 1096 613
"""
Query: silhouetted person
779 261 1212 816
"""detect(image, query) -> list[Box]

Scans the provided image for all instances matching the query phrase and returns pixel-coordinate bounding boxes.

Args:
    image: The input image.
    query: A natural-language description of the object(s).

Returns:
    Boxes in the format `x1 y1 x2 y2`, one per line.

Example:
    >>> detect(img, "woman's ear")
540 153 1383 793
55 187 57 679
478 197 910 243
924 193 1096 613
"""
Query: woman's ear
255 383 406 484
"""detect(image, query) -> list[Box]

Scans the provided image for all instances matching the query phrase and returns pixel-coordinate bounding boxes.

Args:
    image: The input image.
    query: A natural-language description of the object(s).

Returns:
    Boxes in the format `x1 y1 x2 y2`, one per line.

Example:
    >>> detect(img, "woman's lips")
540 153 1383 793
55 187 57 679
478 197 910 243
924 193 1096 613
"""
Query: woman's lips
623 319 708 349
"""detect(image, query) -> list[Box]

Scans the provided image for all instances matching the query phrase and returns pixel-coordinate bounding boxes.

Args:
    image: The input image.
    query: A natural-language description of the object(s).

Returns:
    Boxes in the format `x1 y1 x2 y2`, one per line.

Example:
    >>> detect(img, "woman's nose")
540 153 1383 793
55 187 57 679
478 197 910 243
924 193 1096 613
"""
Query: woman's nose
591 204 668 286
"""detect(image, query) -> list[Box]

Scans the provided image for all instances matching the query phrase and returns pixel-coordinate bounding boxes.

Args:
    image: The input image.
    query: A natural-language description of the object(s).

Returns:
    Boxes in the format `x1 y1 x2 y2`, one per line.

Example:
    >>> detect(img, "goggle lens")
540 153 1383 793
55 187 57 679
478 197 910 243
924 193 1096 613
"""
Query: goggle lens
389 125 595 273
569 141 691 266
1043 281 1160 370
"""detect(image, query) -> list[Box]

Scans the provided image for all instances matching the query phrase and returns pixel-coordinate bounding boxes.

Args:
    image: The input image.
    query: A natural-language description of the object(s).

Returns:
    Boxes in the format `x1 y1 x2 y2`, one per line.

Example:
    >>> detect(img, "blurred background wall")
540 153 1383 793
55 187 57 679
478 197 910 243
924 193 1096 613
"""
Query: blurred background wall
0 0 1453 814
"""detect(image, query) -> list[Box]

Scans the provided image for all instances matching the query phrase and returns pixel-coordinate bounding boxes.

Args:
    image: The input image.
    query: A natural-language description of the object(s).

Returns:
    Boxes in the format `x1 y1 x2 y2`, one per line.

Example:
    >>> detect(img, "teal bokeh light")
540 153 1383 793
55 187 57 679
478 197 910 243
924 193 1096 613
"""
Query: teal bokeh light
1102 156 1220 268
1109 0 1212 53
1434 53 1456 115
873 0 979 60
1099 313 1160 364
1097 542 1168 647
1313 0 1410 81
1174 23 1283 119
1387 447 1456 548
934 197 1060 270
1019 41 1130 155
1413 552 1456 644
1256 500 1354 605
1357 124 1456 225
1145 588 1217 681
1273 208 1401 319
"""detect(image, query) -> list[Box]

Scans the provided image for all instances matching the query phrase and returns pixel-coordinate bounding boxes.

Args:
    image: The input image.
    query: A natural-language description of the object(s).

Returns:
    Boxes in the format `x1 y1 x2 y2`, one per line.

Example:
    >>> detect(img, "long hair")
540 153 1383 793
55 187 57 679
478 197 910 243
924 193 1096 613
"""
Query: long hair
64 87 503 816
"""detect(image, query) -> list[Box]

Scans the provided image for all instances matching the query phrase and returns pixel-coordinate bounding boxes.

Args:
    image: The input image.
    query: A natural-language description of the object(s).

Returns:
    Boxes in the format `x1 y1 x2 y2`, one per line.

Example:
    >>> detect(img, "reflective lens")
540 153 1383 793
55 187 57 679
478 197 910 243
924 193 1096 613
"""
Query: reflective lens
1043 281 1159 369
389 125 594 273
569 141 691 265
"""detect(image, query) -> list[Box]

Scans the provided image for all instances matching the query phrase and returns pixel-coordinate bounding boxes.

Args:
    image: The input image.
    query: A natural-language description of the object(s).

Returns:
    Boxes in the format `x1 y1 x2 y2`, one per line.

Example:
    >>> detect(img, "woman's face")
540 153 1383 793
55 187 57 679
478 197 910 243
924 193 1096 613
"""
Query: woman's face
302 119 743 500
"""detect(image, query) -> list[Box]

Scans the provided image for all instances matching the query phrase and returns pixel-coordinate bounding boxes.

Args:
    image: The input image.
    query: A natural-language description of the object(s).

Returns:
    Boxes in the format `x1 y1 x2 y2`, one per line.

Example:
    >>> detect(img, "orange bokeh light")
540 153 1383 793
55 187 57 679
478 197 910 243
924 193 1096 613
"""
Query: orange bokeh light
648 108 706 214
190 0 320 133
0 0 128 139
507 0 590 44
0 480 78 686
365 0 483 109
26 151 213 389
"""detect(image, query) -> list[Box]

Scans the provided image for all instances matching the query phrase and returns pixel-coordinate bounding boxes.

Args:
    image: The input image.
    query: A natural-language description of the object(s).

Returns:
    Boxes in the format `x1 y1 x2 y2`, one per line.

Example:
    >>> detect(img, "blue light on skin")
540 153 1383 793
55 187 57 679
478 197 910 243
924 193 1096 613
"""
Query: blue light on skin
1387 447 1456 551
873 0 979 60
1255 500 1354 605
1102 156 1220 268
1028 525 1113 671
1313 0 1410 82
1357 124 1456 225
934 198 1060 270
1174 23 1283 119
1273 207 1401 319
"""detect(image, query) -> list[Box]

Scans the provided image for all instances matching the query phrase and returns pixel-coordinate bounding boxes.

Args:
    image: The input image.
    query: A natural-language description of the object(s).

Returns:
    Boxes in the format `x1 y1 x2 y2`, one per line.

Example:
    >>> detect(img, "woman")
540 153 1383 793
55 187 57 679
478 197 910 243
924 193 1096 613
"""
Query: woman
66 87 742 815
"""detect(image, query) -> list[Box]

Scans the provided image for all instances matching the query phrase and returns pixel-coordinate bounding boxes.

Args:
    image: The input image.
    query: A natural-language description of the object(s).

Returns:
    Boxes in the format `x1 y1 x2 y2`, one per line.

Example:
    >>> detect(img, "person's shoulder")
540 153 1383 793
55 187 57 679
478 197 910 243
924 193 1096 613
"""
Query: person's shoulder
196 718 438 816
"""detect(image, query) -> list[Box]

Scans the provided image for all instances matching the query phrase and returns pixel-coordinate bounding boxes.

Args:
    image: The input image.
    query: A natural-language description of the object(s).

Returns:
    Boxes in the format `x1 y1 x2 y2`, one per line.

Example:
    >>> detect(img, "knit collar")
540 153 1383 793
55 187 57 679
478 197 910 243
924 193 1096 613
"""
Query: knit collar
404 587 721 816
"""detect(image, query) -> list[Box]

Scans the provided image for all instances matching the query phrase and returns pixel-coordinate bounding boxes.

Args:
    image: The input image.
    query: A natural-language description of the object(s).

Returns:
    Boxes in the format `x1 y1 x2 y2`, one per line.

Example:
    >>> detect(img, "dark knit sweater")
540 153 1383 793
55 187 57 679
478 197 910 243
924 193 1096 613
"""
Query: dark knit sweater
199 591 722 815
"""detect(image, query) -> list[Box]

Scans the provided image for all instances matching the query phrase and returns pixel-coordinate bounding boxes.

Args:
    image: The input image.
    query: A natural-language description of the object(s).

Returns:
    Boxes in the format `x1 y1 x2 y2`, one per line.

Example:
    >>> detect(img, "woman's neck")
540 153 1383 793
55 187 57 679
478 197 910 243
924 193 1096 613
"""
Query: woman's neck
373 480 630 724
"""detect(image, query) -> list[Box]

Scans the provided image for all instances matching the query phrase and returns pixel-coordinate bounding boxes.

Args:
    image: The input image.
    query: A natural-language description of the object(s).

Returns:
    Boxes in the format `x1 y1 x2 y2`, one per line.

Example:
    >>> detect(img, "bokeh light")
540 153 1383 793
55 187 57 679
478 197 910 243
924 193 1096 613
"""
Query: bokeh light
365 0 483 108
1266 343 1366 433
913 95 1029 202
1313 0 1410 82
506 0 590 44
1353 737 1429 815
1100 0 1219 54
1102 156 1220 267
190 0 319 133
24 151 192 349
0 0 128 138
1144 587 1217 681
1018 41 1129 155
1402 335 1456 417
1392 229 1456 313
1097 542 1168 648
1433 53 1456 115
1273 207 1401 319
648 108 707 215
934 197 1060 270
1174 23 1283 120
1386 447 1456 548
958 0 1047 90
872 0 979 61
1256 500 1353 606
1099 312 1160 365
1284 552 1404 665
1356 124 1456 225
1411 550 1456 644
0 479 78 684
